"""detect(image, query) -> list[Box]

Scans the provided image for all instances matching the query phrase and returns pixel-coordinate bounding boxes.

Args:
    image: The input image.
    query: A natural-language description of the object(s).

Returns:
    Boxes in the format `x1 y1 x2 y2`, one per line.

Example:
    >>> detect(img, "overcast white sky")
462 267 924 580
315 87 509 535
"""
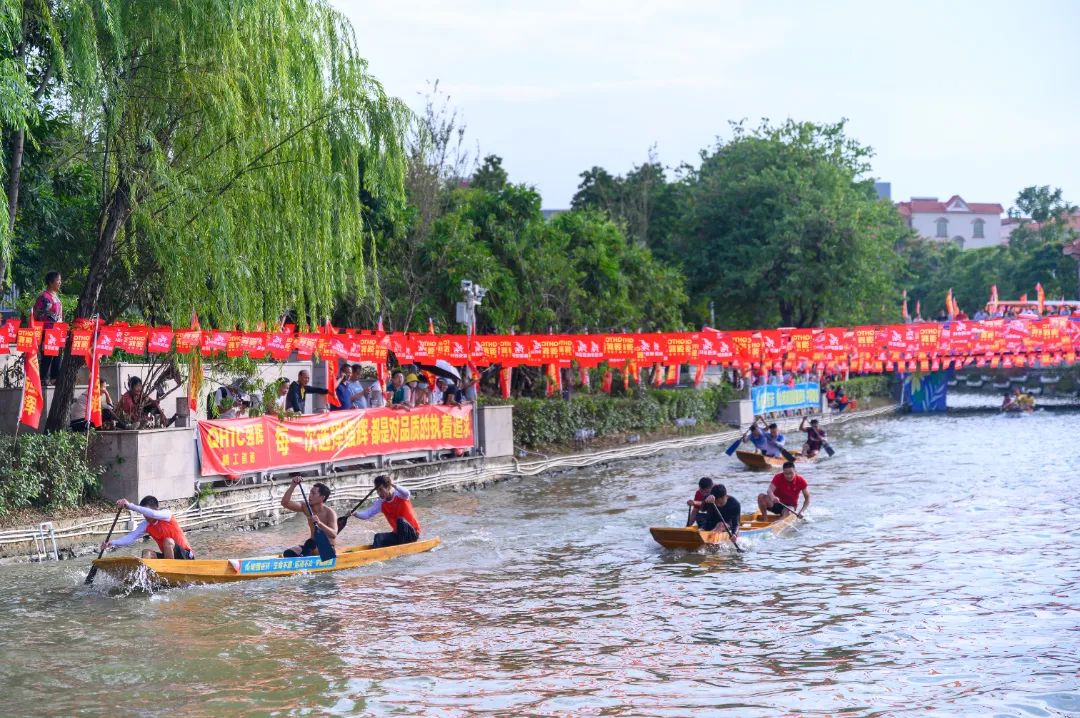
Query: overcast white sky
336 0 1080 210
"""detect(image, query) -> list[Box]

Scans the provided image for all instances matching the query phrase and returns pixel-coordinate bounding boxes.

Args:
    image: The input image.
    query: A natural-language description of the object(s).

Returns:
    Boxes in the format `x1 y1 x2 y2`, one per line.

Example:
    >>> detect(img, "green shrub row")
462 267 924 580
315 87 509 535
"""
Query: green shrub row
831 375 891 401
0 433 102 516
504 386 736 448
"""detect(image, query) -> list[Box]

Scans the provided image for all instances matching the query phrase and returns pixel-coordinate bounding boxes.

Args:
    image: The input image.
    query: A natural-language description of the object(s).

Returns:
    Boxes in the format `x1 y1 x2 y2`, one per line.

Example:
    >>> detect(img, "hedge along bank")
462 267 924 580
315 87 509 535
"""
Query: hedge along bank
500 386 737 448
0 432 102 517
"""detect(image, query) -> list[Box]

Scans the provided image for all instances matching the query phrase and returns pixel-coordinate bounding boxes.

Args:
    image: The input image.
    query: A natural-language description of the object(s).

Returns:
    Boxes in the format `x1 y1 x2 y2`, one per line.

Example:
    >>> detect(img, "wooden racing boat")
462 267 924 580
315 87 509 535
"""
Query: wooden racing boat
91 538 441 587
734 449 810 470
650 512 798 549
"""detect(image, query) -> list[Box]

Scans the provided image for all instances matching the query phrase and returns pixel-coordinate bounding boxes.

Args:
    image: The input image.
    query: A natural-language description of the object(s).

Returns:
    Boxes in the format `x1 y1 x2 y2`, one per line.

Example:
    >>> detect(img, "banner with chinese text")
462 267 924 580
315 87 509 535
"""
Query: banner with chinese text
197 404 474 476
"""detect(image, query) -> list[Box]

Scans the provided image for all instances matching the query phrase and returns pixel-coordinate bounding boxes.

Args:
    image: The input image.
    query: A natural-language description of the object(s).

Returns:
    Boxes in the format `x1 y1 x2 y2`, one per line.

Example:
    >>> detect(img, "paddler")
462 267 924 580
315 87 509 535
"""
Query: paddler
100 496 195 559
798 417 827 458
689 484 742 535
352 474 421 548
757 461 810 519
280 475 338 557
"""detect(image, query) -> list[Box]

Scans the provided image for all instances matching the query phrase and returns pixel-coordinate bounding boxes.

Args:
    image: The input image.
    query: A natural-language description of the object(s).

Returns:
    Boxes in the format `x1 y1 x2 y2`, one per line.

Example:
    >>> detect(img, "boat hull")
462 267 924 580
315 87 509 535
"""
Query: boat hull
735 449 810 470
92 538 441 587
650 513 798 549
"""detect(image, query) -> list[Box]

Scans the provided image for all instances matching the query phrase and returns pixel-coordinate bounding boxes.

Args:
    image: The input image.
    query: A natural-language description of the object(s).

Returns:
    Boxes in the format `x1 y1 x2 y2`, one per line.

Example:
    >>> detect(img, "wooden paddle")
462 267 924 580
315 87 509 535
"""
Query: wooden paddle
298 482 336 561
707 501 743 553
726 416 763 456
685 505 694 527
777 501 806 521
85 505 124 585
337 487 377 531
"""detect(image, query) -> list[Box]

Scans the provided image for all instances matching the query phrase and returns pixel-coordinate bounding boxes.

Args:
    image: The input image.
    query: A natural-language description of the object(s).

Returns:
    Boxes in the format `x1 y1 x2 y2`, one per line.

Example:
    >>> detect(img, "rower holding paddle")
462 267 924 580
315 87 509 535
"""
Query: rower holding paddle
689 484 742 537
352 475 421 548
756 461 810 520
799 417 827 458
100 496 195 560
280 476 338 558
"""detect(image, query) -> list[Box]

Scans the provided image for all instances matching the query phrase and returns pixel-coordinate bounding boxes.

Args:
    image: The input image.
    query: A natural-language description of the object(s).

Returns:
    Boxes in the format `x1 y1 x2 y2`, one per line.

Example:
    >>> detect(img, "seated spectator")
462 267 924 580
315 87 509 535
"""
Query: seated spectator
286 369 330 414
218 395 251 419
366 378 386 408
413 381 431 406
274 377 290 411
207 378 244 419
117 376 172 427
440 379 464 406
70 376 128 431
386 371 406 405
430 378 446 405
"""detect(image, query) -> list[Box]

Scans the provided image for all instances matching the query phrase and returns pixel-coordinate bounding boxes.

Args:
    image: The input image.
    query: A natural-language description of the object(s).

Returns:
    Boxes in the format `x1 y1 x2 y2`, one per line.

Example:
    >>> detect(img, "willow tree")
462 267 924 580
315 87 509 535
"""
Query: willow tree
43 0 408 431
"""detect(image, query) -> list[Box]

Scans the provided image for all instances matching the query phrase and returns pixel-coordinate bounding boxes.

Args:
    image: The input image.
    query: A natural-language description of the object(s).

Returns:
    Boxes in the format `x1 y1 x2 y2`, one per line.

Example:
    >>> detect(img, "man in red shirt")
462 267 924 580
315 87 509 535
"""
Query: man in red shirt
757 461 810 519
685 477 714 526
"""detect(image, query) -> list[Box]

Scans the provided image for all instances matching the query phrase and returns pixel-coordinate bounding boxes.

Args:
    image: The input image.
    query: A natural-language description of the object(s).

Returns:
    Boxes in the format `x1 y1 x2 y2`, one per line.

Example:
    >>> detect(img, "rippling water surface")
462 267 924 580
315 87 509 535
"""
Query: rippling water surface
2 400 1078 717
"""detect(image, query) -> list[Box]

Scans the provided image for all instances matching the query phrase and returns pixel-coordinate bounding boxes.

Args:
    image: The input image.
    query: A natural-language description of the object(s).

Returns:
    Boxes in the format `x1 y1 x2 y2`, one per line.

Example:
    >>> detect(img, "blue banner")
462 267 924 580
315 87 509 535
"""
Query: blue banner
238 555 336 574
901 371 948 412
750 382 821 415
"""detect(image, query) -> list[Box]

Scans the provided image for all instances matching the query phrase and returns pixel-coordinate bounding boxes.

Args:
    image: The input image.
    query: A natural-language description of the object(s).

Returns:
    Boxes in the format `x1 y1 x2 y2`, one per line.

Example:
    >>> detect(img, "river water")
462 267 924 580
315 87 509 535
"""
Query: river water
1 399 1077 717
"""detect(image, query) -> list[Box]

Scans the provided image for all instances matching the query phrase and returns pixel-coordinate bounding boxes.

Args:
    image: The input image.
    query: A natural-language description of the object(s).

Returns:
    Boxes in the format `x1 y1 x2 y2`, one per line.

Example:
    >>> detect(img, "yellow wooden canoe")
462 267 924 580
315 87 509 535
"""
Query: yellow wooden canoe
91 538 441 587
650 512 798 549
734 449 813 470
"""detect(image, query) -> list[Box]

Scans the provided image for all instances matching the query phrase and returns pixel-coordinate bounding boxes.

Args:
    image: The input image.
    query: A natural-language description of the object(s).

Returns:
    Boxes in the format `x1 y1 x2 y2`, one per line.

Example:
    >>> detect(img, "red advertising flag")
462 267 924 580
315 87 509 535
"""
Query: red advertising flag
147 327 174 353
174 328 202 354
666 363 679 384
68 328 93 358
119 325 149 355
239 332 268 359
43 324 68 356
19 348 44 429
601 369 613 394
266 332 294 360
500 366 512 398
295 334 318 360
693 364 705 387
204 331 232 352
16 326 42 353
86 325 103 428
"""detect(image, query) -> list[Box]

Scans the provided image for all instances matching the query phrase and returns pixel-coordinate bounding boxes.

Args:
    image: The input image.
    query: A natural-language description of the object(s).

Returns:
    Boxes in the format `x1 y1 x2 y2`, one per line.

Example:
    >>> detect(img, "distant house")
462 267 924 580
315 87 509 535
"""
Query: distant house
896 195 1004 250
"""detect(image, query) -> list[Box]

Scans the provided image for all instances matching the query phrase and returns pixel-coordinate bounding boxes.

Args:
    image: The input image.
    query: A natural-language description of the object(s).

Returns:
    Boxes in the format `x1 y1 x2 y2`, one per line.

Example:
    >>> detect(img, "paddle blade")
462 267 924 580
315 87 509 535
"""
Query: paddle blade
823 442 836 457
313 527 336 562
779 446 797 463
724 437 742 456
84 566 99 585
336 514 349 532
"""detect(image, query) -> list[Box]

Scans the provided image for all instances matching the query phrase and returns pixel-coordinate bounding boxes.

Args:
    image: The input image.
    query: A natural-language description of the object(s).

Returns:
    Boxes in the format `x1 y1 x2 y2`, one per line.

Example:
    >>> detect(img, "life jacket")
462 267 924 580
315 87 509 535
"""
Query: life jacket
381 495 420 534
146 515 192 553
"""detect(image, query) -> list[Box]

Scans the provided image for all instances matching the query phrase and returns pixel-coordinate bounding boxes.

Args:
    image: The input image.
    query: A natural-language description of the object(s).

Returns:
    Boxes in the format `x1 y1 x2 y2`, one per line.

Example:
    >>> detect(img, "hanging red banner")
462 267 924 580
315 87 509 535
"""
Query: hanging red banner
197 405 474 477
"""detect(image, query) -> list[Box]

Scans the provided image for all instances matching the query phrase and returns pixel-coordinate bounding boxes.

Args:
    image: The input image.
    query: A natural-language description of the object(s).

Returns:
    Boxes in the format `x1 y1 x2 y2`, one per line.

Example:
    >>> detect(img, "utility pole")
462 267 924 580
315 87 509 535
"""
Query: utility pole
709 300 716 328
458 279 487 454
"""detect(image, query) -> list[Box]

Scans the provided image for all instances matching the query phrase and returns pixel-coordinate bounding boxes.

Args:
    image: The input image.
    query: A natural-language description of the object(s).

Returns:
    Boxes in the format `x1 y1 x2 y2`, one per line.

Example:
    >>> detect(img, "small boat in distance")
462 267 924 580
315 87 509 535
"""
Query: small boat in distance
91 539 441 588
650 512 798 549
734 449 809 470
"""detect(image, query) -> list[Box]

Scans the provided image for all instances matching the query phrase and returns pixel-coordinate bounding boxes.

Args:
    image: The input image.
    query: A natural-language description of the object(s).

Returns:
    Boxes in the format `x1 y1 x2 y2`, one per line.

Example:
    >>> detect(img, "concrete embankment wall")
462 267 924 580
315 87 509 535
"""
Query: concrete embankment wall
0 404 899 564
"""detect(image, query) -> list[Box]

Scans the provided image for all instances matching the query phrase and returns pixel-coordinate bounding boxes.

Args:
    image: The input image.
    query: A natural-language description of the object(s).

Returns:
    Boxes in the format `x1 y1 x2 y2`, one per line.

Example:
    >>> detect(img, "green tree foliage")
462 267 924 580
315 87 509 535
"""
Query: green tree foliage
672 120 908 328
32 0 410 430
571 148 683 258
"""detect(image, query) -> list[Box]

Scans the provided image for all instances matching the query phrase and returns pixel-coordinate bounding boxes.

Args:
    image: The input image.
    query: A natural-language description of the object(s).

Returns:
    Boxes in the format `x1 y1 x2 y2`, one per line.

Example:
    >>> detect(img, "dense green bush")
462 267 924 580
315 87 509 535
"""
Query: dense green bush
0 433 102 515
506 386 736 448
832 375 892 401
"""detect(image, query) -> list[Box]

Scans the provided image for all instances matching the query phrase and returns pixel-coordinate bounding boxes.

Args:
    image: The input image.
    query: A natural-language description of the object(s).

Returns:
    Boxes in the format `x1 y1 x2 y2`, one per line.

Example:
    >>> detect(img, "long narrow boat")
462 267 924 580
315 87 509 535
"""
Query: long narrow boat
91 538 441 587
650 512 798 550
734 449 810 470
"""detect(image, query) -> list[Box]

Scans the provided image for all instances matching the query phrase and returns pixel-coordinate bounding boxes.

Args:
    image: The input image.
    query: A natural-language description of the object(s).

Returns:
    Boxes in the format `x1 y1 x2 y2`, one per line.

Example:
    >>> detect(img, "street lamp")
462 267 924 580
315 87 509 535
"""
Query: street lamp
458 279 487 454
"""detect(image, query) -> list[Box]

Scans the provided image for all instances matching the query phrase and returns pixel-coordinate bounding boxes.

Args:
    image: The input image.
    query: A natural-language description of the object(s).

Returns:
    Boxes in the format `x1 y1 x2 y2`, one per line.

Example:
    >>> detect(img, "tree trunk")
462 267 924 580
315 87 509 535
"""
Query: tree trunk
44 179 131 431
2 129 26 288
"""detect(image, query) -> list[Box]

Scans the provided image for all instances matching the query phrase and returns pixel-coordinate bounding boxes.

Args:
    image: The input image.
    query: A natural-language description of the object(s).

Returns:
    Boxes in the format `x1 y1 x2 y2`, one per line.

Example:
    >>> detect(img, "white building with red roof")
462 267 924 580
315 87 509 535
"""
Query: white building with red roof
896 195 1005 250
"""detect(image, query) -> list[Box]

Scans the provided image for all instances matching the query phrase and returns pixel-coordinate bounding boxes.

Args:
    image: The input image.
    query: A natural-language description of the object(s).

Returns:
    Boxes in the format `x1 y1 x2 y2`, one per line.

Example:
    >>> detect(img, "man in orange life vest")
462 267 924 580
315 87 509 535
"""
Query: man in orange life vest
353 474 421 548
101 496 195 559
